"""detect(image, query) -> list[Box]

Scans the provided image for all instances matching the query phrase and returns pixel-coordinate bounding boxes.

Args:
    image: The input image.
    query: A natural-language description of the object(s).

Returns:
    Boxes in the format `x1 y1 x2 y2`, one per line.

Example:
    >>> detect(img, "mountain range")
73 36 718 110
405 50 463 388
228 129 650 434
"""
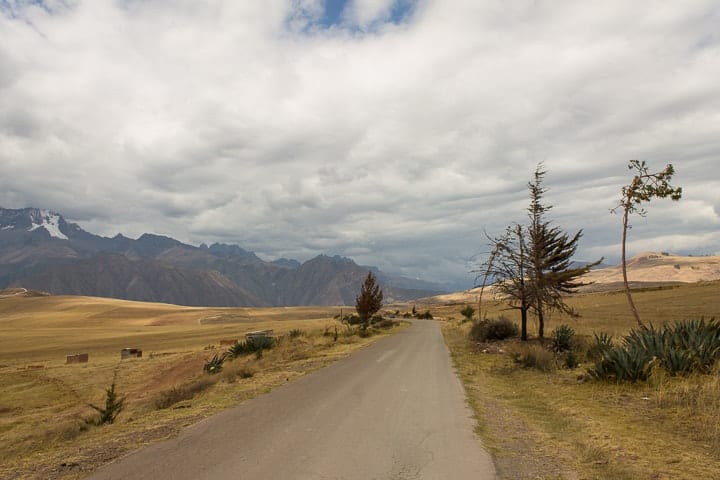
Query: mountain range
0 207 446 306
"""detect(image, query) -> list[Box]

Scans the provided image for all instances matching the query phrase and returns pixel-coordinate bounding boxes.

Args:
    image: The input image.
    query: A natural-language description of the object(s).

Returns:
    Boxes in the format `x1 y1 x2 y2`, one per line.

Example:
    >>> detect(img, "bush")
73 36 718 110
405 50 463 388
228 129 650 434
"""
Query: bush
550 324 575 352
416 310 433 320
563 350 580 369
511 344 555 372
470 317 519 342
288 328 305 338
375 318 395 329
227 336 276 358
370 315 385 324
460 305 475 322
154 378 214 409
342 314 362 325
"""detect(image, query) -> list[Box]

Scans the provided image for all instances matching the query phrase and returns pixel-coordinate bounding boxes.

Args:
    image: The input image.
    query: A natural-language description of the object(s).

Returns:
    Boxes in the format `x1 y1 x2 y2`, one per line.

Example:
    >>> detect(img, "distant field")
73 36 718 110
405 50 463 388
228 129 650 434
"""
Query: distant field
0 294 344 364
0 293 400 479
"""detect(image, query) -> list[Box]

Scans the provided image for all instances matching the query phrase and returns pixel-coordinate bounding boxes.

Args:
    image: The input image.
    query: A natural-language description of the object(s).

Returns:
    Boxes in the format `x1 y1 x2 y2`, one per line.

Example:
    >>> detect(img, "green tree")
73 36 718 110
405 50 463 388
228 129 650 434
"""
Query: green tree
526 164 601 338
355 271 383 329
613 160 682 328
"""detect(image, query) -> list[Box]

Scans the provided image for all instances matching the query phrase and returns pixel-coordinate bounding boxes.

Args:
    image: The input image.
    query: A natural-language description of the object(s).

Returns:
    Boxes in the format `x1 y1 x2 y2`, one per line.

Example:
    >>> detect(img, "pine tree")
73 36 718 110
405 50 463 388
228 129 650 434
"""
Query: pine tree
355 271 383 329
526 164 601 337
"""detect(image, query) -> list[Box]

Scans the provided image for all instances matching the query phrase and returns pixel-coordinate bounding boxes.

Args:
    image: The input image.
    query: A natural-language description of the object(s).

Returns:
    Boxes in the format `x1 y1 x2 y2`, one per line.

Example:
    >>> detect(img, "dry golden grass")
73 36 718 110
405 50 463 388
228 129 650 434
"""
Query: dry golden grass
433 281 720 480
0 294 404 479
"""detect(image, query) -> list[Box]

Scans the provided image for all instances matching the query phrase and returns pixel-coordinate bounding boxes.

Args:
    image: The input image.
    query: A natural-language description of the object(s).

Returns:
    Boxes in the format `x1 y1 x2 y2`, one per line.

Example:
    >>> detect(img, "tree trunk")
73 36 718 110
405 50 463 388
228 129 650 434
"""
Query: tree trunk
520 306 528 341
537 302 545 338
621 205 645 329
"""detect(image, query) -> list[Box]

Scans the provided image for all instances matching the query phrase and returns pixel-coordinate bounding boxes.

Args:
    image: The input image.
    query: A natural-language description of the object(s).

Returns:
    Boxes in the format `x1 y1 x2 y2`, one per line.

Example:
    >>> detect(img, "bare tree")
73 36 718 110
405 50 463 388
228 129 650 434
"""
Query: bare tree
613 160 682 328
485 224 532 340
355 271 384 329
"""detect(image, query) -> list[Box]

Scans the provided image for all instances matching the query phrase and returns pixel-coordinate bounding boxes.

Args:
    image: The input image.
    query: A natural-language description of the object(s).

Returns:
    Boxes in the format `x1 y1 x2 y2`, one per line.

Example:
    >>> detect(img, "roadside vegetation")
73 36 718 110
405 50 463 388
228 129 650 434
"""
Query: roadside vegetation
439 281 720 479
440 161 720 478
0 295 407 480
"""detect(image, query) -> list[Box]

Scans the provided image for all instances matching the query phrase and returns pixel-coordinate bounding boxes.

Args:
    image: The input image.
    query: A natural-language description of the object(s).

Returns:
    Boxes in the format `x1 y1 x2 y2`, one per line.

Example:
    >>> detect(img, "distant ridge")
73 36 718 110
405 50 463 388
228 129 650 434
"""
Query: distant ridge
417 252 720 304
0 207 446 306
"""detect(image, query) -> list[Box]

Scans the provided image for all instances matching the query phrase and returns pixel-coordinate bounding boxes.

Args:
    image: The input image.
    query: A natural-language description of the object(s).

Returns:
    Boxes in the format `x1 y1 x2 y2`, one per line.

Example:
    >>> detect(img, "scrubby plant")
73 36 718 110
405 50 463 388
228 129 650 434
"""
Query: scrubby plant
510 344 555 372
460 305 476 322
87 376 125 425
375 318 395 329
203 353 227 374
415 310 433 320
469 316 519 342
288 328 305 338
227 336 276 358
154 378 215 409
550 324 575 353
563 350 580 369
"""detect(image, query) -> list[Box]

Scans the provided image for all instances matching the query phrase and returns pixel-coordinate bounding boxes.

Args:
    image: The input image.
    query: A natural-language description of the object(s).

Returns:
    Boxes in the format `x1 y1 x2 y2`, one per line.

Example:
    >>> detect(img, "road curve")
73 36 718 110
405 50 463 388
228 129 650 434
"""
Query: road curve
87 320 496 480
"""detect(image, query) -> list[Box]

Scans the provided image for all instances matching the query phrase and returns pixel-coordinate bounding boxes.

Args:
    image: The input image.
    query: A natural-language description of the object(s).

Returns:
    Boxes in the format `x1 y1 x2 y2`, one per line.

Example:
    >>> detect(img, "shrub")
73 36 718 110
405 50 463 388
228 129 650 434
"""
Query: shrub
416 310 433 320
87 377 125 425
370 315 385 324
563 350 580 369
342 314 362 325
470 317 519 342
227 336 276 358
402 312 412 318
288 328 305 338
460 305 475 322
375 318 395 329
154 378 214 409
511 344 555 372
550 324 575 353
203 353 227 374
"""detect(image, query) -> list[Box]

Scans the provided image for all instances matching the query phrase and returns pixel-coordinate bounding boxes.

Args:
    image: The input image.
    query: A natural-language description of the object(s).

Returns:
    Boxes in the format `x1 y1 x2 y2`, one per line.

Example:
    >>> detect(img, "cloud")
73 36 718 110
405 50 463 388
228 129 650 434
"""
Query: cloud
1 0 719 287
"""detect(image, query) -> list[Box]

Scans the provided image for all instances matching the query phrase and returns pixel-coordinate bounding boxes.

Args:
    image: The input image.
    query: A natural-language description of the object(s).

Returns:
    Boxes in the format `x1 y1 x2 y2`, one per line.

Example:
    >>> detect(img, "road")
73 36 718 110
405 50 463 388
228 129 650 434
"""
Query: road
87 320 497 479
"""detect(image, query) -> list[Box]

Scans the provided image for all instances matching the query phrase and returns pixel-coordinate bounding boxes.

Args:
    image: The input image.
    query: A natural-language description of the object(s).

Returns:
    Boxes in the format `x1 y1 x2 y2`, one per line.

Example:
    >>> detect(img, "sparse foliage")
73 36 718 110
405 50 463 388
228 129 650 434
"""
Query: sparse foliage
203 353 227 374
613 160 682 328
88 374 125 425
460 305 476 322
355 271 384 329
483 224 532 340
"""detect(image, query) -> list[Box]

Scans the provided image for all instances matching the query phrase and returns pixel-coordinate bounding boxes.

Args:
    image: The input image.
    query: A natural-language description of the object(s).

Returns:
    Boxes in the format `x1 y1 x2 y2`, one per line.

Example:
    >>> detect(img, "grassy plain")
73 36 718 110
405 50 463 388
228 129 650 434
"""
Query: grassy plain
0 293 402 479
432 281 720 480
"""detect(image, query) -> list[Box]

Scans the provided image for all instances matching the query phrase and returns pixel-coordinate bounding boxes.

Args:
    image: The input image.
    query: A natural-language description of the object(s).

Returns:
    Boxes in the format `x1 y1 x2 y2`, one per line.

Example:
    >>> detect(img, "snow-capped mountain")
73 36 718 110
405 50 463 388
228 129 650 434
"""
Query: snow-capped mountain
0 207 447 306
0 207 80 240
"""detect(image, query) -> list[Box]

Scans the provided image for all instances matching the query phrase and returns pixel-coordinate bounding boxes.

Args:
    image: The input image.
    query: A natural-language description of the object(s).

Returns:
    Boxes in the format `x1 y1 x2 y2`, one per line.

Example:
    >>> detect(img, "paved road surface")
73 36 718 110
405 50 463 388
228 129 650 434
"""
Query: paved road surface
87 320 496 479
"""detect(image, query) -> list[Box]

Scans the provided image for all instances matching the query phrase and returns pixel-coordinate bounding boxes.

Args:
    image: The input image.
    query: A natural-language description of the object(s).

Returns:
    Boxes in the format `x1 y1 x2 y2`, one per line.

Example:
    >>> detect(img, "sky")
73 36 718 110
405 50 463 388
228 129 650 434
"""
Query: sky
1 0 719 289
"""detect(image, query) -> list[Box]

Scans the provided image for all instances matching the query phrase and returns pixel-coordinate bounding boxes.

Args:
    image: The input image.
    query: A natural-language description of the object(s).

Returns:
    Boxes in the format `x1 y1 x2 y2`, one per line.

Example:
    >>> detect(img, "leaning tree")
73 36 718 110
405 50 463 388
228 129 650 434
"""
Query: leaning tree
613 160 682 328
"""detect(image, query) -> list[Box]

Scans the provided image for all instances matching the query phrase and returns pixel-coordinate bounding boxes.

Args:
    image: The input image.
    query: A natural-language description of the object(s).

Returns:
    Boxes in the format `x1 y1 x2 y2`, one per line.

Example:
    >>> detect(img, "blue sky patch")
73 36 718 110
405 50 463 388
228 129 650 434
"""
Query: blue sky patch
291 0 416 33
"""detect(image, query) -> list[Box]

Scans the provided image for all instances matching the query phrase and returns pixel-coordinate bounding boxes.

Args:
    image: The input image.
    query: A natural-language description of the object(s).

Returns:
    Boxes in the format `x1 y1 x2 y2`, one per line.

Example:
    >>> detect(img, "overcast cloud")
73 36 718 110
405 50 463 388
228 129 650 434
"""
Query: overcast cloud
1 0 719 289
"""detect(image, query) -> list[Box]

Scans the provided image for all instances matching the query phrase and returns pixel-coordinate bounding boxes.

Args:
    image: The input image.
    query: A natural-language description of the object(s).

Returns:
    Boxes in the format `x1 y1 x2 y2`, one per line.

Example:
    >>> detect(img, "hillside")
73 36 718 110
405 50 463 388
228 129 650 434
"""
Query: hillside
420 252 720 305
0 207 445 306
